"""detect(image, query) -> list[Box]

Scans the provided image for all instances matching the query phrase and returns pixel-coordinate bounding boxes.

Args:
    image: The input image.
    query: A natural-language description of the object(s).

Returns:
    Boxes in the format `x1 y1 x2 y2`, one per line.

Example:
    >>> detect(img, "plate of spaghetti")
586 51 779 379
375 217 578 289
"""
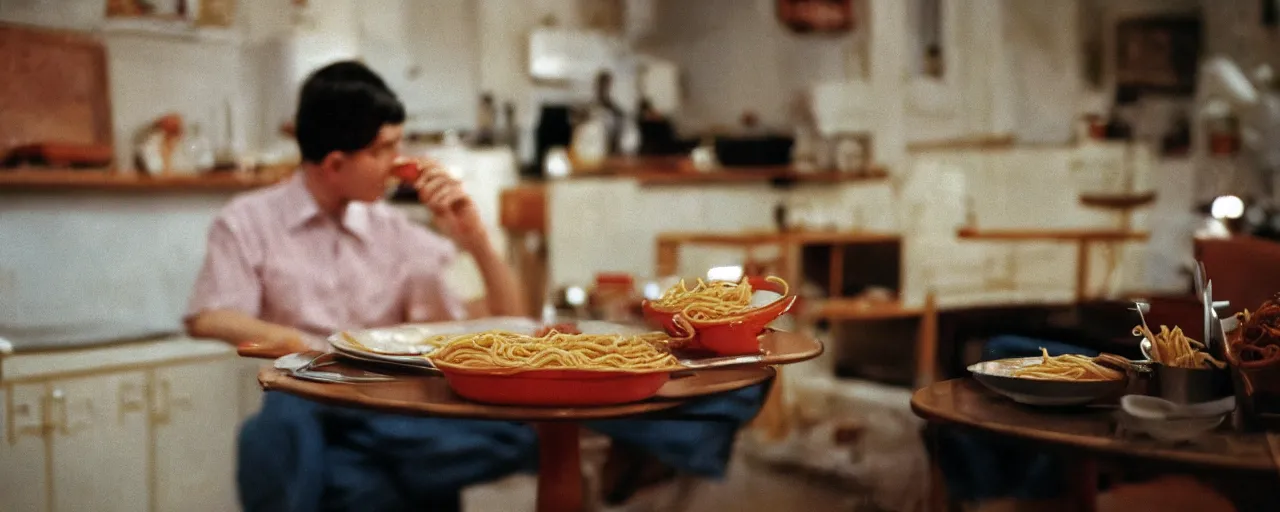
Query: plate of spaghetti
426 329 687 406
1227 298 1280 373
1225 298 1280 416
330 317 541 358
968 348 1128 406
642 275 797 355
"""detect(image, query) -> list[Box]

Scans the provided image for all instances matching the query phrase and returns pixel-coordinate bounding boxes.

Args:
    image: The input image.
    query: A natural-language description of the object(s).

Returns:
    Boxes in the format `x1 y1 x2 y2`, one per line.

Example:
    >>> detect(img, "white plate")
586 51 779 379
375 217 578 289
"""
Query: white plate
968 357 1127 406
330 316 541 356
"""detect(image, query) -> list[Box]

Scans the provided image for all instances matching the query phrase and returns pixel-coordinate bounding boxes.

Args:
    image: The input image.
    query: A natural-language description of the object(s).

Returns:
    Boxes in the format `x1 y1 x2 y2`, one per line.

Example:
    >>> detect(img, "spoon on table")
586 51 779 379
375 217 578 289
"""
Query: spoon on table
677 353 769 370
1132 300 1155 361
275 352 396 383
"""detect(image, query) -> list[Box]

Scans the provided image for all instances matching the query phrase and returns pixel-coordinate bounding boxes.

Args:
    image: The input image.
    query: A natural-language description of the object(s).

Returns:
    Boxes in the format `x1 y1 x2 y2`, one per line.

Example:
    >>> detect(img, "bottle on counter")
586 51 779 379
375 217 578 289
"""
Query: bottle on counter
590 273 638 323
499 101 518 150
791 125 818 172
774 201 790 232
570 110 608 173
690 136 719 172
185 123 215 173
475 93 497 146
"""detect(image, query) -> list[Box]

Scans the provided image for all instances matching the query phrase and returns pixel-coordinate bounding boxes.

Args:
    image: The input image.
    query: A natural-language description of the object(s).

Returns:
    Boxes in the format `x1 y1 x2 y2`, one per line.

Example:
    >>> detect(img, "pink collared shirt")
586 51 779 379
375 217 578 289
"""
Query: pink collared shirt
186 172 465 349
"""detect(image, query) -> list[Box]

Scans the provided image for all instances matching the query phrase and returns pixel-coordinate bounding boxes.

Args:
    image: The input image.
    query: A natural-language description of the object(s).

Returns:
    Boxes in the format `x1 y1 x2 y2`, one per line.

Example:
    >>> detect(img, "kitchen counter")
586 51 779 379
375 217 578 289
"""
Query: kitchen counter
0 320 184 354
0 169 283 193
0 334 233 383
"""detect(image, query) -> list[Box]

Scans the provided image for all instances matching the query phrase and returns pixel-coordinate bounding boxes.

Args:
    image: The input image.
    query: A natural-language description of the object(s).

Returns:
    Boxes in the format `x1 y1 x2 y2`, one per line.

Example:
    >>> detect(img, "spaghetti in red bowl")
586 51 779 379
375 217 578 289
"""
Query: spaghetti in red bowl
426 329 684 406
432 365 672 406
642 276 795 356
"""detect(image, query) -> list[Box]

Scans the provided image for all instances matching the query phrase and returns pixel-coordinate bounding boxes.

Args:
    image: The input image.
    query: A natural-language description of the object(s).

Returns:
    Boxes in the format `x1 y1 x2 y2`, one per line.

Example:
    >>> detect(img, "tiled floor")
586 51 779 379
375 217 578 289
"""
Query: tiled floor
464 461 1243 512
463 455 865 512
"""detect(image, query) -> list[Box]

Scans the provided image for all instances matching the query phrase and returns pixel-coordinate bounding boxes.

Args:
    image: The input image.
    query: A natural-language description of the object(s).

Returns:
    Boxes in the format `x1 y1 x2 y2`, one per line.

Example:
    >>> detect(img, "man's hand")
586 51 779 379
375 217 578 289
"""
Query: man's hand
411 160 490 253
186 309 317 359
236 332 312 359
396 157 525 317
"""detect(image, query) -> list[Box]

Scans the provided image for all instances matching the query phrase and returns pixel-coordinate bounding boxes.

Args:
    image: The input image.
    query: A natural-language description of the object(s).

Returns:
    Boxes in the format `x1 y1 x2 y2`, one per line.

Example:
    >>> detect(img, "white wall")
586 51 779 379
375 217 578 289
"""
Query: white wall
1002 0 1214 145
0 194 230 342
1001 0 1084 143
636 0 864 133
358 0 482 133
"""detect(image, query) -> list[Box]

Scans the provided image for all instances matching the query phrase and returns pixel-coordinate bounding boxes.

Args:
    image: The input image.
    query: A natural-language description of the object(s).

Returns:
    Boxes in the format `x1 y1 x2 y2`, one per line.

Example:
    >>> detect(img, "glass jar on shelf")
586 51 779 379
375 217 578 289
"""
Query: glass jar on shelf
589 273 638 323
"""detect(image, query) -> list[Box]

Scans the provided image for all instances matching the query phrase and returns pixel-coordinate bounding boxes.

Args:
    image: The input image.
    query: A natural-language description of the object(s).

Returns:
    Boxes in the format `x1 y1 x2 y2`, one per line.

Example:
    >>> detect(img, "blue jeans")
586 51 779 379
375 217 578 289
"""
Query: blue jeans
936 335 1097 501
237 383 767 512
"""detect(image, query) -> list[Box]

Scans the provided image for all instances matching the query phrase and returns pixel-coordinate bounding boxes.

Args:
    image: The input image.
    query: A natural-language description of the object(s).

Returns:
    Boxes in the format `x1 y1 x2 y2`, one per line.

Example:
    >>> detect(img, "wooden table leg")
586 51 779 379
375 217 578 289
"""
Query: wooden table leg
1075 240 1091 303
1063 455 1098 512
828 244 845 297
536 422 583 512
780 242 800 289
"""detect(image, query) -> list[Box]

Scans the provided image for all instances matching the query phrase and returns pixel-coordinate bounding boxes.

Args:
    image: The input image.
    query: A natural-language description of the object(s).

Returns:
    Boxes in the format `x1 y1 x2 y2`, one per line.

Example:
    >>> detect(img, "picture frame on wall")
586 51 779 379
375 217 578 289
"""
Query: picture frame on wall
1114 16 1201 100
776 0 856 34
831 132 873 174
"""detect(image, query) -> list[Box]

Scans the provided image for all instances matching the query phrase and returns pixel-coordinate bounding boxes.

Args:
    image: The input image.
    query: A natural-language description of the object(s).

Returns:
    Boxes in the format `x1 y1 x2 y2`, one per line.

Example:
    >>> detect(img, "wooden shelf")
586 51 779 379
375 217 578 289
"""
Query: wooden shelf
802 298 924 320
658 230 901 247
0 170 282 193
567 157 889 186
634 168 889 185
1079 191 1157 210
956 227 1150 242
906 134 1016 152
98 18 242 45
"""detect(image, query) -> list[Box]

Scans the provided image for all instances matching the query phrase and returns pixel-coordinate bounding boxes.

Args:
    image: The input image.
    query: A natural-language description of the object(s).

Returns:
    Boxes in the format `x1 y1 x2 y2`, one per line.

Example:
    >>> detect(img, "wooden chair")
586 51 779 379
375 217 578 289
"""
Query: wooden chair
499 185 548 314
1196 236 1280 313
909 293 960 512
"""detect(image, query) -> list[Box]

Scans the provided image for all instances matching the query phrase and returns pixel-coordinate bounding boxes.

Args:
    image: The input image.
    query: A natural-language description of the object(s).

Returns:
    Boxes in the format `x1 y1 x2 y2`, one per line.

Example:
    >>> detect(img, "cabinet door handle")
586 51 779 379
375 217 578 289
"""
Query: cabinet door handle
152 377 194 427
11 399 44 444
45 388 67 436
152 379 171 426
119 380 146 424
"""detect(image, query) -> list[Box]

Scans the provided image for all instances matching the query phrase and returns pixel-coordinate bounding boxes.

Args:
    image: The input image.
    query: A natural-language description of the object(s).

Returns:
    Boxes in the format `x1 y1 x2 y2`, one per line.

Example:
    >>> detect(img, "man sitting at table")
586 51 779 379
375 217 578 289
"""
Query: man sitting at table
184 60 766 511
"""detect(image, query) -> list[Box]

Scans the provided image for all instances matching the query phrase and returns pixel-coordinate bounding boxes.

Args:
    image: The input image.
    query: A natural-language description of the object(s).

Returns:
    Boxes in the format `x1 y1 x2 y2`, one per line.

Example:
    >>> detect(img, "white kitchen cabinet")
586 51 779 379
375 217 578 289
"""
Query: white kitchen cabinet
0 337 240 512
50 372 151 512
152 360 239 512
0 383 51 512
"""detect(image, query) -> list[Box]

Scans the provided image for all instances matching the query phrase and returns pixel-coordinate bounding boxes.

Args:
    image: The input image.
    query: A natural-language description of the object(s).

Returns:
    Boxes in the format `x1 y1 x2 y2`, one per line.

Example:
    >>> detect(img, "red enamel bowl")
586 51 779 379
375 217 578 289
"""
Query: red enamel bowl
642 275 796 356
434 365 672 406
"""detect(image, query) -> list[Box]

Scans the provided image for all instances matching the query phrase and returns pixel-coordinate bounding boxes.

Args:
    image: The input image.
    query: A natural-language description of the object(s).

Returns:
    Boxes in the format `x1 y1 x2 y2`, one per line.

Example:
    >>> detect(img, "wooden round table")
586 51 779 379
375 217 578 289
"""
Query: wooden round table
912 378 1280 511
260 363 776 512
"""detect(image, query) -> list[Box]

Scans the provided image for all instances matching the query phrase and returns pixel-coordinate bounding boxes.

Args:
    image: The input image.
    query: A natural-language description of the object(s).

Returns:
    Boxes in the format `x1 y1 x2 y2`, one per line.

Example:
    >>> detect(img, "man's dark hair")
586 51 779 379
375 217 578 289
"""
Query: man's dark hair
295 60 406 163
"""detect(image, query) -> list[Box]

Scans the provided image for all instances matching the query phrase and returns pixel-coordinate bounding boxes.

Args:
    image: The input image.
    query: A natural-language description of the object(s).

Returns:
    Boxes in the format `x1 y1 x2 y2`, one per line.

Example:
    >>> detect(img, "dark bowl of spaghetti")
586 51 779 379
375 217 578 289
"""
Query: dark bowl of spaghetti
1224 297 1280 426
